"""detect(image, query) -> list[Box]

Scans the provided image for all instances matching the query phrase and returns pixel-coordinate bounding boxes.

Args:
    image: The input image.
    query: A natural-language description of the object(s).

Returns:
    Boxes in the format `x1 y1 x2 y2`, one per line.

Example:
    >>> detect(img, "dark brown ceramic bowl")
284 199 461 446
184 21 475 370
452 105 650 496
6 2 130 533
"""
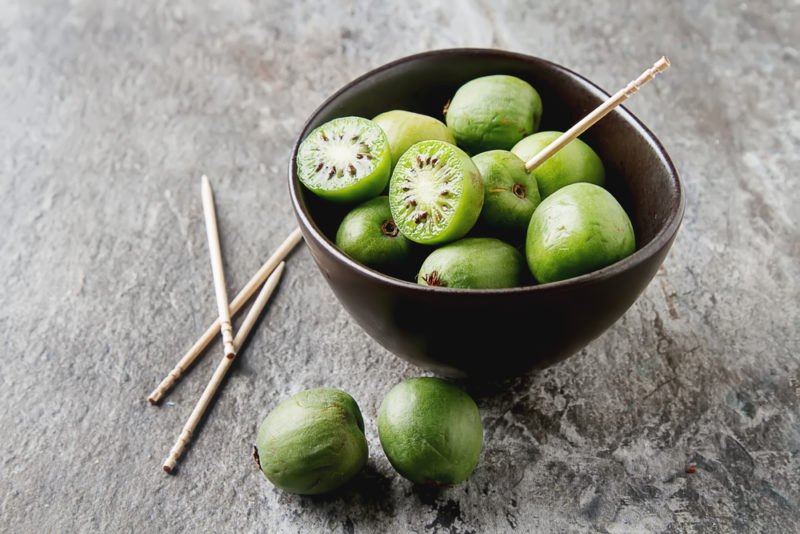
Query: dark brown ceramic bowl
289 49 684 378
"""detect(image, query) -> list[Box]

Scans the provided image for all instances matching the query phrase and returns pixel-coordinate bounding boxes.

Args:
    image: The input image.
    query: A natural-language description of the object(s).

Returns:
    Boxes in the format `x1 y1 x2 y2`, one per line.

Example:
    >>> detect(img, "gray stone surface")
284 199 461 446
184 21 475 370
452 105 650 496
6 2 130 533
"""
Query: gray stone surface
1 0 798 532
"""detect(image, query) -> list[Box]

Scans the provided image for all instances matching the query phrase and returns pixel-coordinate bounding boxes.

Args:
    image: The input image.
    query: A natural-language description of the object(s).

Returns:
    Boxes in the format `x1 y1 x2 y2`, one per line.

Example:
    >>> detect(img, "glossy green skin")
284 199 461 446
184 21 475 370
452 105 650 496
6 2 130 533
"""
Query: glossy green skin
335 196 411 269
526 183 635 284
296 116 391 204
389 140 484 246
373 110 456 170
473 150 541 237
378 378 483 486
511 131 605 199
417 237 524 289
255 388 368 495
445 75 543 154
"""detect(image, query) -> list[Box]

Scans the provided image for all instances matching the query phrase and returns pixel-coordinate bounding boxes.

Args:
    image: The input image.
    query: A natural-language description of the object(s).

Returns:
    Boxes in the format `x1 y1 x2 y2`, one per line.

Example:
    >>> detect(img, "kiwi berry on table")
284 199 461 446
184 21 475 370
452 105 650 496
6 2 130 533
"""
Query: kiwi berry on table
296 74 636 287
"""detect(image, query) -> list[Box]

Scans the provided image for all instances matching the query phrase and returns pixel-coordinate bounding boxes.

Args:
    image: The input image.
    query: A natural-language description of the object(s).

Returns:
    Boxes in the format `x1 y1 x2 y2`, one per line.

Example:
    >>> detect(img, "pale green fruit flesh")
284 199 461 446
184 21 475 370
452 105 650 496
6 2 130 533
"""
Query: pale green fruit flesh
417 237 524 289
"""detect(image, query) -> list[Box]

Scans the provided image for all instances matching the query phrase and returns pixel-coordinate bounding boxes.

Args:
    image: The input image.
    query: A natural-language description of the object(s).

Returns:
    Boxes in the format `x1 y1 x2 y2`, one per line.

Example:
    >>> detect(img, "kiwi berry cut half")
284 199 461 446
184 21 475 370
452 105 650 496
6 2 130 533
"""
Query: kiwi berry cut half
296 116 391 204
389 140 483 246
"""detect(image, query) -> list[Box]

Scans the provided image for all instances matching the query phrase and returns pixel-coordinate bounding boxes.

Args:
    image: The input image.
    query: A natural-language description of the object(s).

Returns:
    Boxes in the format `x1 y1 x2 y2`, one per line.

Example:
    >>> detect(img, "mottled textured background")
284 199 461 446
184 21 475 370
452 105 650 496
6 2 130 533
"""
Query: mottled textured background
1 1 798 532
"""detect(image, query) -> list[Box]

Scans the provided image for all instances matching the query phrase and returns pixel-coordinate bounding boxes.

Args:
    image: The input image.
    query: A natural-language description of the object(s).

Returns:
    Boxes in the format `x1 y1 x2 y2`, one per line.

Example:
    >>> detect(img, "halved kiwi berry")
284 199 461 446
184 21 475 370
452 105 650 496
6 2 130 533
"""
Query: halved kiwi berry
389 140 483 246
296 116 391 204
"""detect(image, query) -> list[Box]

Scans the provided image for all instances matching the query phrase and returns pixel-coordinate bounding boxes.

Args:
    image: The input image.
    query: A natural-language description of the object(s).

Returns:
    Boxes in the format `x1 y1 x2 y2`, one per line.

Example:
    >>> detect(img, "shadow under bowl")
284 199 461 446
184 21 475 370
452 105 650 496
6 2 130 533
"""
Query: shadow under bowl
289 48 684 379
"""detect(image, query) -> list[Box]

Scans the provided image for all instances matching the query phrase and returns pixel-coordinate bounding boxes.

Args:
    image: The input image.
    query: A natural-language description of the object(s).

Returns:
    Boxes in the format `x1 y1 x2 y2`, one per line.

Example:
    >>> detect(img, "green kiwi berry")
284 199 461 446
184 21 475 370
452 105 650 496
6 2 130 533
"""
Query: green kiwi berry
473 150 540 238
445 75 543 154
511 131 605 198
378 377 483 487
389 140 483 246
296 116 391 203
526 183 635 283
372 110 456 170
254 388 368 495
335 196 412 270
417 237 524 289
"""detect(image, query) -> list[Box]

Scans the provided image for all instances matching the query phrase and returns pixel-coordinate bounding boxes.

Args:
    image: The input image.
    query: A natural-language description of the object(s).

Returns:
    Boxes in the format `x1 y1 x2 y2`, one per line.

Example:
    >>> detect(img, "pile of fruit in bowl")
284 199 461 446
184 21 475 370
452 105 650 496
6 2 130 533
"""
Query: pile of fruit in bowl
288 49 683 378
295 73 635 289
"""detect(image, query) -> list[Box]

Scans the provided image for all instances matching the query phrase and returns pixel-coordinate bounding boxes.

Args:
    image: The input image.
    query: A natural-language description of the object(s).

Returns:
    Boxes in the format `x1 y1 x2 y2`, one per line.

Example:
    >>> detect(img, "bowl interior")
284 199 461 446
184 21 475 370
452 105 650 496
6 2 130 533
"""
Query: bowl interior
292 49 681 287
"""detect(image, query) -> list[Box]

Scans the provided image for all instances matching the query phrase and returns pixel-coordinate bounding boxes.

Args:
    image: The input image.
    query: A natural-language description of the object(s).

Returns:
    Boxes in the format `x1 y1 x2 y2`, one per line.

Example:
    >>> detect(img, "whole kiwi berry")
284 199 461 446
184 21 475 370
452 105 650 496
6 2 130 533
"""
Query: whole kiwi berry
254 388 368 495
389 140 483 246
472 150 540 239
526 182 635 283
417 237 525 289
511 131 604 199
335 196 412 271
296 116 392 204
445 75 543 154
377 377 483 487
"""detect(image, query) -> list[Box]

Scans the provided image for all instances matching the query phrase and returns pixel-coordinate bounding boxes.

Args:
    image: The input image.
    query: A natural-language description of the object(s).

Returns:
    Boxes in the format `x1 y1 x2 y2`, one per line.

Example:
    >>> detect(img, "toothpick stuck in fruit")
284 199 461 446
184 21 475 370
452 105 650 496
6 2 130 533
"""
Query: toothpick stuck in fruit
523 57 670 173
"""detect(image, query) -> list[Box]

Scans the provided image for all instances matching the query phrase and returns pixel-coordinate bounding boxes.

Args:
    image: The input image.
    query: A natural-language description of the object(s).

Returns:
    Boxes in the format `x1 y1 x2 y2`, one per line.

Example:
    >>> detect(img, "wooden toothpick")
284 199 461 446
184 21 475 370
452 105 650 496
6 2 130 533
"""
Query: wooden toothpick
147 228 302 404
524 56 670 172
162 262 286 473
201 175 237 360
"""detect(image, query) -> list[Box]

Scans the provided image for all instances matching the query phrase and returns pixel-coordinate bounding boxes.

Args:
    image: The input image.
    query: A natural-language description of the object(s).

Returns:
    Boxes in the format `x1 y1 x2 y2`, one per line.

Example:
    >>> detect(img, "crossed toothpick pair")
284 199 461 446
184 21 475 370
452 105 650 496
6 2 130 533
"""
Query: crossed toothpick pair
152 176 303 474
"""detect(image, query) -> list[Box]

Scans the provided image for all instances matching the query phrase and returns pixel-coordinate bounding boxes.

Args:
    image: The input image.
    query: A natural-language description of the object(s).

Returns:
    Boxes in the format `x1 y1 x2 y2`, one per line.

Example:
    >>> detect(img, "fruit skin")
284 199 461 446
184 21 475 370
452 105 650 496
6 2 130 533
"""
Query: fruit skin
377 377 482 487
389 140 484 246
335 196 412 270
373 110 457 170
445 75 543 154
255 388 368 495
417 237 524 289
511 131 605 199
526 182 635 284
296 116 391 204
473 150 541 238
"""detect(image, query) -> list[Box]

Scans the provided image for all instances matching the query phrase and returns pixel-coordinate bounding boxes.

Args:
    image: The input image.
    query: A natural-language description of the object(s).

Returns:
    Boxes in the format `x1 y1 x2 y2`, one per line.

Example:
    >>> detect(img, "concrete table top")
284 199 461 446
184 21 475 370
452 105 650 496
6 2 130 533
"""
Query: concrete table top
1 1 797 532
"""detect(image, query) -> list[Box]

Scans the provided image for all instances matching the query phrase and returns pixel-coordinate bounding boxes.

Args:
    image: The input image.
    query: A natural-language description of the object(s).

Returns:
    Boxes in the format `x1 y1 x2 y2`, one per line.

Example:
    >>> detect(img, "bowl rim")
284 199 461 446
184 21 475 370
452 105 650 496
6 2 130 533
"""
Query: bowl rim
289 47 685 295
